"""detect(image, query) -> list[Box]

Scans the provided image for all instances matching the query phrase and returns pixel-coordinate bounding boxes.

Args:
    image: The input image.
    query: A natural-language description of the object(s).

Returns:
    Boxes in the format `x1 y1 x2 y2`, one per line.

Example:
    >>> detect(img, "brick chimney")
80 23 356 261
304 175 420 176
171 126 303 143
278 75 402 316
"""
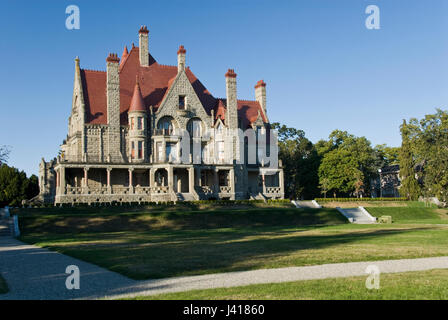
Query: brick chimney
255 80 266 116
138 25 149 66
177 45 186 73
106 53 121 161
225 69 238 130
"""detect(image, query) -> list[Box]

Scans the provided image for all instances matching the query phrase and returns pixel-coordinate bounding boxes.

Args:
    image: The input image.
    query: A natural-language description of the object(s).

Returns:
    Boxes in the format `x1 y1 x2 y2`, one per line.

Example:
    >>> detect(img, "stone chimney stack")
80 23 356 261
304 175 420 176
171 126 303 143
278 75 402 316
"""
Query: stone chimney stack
255 80 266 116
177 45 186 73
225 69 238 130
139 26 149 66
106 53 121 161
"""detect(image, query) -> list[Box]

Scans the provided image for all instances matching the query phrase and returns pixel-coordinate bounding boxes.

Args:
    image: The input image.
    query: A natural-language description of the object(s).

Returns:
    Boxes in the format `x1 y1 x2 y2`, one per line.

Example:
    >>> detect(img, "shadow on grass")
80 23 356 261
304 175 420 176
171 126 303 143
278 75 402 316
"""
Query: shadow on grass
22 225 436 280
19 207 347 235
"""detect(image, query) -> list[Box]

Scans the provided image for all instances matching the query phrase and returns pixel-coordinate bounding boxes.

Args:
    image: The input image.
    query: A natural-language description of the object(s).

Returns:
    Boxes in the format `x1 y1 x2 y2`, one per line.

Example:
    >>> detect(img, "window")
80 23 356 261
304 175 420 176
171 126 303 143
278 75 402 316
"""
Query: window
166 143 177 162
179 95 185 110
137 117 143 130
187 118 202 138
217 141 225 162
138 141 143 159
131 141 135 159
131 117 135 130
157 116 174 135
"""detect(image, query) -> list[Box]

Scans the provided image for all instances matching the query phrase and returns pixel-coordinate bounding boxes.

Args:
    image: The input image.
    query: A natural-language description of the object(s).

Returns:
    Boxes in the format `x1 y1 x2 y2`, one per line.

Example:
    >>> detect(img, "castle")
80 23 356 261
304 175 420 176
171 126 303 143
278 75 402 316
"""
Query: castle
38 26 284 205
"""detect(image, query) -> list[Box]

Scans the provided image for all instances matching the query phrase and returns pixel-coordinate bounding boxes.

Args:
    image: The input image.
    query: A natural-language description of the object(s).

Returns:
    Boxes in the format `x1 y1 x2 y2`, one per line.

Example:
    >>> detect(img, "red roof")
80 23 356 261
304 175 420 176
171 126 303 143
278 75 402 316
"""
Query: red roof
129 77 146 112
80 46 266 126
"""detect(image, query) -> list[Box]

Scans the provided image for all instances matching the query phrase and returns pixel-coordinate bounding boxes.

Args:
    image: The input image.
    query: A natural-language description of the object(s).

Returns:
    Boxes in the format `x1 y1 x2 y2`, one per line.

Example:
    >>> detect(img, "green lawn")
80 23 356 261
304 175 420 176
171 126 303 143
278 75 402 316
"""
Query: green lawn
131 269 448 300
17 204 448 280
368 206 448 224
0 275 8 294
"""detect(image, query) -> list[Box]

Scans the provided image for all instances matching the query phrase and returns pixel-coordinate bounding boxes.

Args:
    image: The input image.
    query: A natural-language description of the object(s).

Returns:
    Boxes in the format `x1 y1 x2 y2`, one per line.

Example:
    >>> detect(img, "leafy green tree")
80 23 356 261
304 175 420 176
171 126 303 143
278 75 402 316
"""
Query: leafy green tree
316 130 376 197
0 164 39 207
374 144 400 168
271 123 320 199
398 120 421 200
0 145 10 165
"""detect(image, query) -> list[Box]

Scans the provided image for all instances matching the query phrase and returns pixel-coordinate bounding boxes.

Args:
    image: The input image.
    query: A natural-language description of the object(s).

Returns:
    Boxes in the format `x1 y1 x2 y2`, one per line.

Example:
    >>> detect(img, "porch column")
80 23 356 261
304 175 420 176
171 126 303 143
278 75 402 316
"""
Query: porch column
230 168 235 195
60 167 66 195
188 167 194 193
56 169 60 193
279 169 284 196
168 166 173 192
195 167 202 186
149 168 155 188
83 167 89 194
262 173 266 195
129 168 134 193
107 167 112 193
213 168 219 193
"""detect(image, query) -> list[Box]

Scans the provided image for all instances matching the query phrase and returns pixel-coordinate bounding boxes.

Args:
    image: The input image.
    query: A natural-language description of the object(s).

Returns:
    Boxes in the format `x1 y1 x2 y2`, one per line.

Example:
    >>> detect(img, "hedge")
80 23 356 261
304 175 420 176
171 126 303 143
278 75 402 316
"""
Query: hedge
314 197 407 202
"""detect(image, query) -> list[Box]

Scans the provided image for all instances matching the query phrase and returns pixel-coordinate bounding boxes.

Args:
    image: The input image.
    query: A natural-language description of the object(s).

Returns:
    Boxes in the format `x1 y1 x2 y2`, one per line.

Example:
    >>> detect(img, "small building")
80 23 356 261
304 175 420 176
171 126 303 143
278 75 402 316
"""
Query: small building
38 26 284 205
371 165 401 198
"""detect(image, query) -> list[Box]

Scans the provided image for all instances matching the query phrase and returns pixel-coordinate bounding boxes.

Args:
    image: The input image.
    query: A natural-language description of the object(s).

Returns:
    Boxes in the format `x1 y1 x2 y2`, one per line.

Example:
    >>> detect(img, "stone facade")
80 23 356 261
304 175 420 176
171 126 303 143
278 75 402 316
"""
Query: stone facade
38 26 284 205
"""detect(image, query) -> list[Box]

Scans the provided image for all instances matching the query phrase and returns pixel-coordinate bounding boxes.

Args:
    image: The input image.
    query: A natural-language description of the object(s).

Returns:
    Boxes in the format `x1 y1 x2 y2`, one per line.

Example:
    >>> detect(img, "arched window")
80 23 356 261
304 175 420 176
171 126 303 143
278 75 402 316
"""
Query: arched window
187 118 202 138
157 116 175 135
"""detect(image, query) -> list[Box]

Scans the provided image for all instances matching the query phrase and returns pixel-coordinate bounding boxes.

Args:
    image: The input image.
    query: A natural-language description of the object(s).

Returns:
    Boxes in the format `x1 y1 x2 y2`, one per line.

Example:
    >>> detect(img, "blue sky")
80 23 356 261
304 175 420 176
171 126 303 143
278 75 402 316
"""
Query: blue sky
1 0 447 176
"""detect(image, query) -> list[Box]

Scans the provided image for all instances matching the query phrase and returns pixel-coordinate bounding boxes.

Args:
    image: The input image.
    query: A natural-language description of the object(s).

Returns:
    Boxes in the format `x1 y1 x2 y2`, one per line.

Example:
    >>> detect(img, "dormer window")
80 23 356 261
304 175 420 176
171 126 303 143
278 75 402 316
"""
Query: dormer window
179 95 186 110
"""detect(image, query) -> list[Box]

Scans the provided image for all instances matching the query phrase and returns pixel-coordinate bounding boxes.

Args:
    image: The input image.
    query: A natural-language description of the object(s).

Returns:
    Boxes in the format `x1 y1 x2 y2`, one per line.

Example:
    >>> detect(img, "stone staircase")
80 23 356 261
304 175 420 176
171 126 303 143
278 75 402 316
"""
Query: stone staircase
336 207 377 224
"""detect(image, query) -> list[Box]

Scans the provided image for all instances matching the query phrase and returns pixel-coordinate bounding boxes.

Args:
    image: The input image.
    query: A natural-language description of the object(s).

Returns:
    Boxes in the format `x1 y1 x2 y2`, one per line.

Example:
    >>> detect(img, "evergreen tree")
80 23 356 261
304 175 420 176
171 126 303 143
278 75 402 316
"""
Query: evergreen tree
398 120 421 200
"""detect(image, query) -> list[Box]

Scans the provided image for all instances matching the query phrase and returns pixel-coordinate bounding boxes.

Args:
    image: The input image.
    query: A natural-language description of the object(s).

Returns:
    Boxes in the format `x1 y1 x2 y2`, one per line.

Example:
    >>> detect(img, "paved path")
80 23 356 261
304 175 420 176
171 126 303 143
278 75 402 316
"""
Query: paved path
0 237 135 300
1 236 448 299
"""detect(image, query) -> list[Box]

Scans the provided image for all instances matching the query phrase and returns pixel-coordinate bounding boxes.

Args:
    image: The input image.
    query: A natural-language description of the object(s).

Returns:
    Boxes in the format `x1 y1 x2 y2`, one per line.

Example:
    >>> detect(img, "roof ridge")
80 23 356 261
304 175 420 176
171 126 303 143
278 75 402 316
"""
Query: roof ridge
156 63 177 68
82 68 106 73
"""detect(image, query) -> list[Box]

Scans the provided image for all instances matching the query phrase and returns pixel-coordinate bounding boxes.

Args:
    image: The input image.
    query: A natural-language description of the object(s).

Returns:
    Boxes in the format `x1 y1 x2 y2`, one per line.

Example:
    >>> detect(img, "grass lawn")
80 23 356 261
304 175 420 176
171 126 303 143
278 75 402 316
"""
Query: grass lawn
131 269 448 300
17 203 448 280
0 275 8 294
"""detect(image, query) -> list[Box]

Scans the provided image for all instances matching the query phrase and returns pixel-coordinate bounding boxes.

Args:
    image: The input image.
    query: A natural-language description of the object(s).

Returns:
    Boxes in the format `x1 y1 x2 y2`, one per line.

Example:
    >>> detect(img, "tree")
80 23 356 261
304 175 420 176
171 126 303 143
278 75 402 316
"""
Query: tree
271 123 320 199
317 130 376 197
0 164 39 207
374 144 400 168
0 145 10 165
398 120 421 200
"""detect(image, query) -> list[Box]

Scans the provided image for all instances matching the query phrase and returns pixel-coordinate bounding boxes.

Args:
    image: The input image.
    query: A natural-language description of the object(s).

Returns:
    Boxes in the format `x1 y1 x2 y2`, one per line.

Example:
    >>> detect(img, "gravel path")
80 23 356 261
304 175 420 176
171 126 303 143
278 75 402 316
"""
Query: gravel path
1 236 448 300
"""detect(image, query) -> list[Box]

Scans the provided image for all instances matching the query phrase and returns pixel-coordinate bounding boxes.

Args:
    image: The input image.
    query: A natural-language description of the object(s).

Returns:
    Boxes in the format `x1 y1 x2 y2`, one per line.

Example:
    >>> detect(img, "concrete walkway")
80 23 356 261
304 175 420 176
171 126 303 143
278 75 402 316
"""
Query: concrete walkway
1 236 448 300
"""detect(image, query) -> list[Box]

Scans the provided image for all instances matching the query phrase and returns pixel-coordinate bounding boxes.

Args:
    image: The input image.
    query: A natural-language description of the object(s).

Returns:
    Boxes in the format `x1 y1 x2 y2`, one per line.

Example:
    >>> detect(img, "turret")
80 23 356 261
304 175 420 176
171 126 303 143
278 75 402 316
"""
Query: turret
128 76 147 162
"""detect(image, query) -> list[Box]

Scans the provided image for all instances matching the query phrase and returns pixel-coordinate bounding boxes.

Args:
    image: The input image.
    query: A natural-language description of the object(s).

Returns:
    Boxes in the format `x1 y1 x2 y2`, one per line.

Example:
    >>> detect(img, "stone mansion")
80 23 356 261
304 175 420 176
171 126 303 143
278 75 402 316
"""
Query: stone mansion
38 26 284 205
